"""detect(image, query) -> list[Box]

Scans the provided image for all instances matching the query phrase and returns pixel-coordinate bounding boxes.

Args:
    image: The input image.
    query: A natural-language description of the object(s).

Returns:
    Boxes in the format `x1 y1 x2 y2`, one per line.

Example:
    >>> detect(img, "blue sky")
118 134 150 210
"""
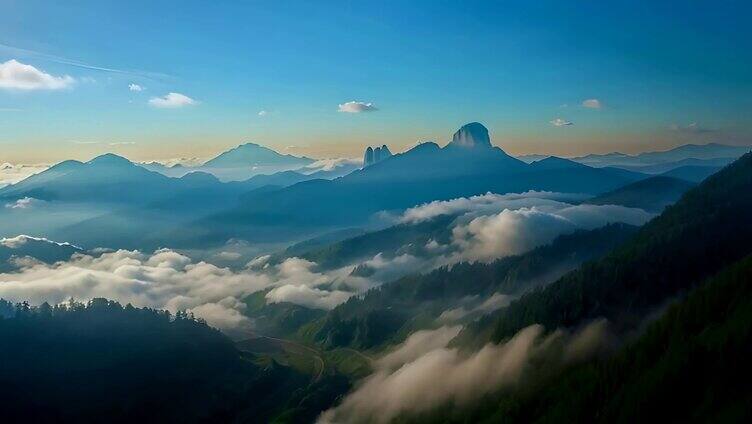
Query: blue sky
1 0 750 162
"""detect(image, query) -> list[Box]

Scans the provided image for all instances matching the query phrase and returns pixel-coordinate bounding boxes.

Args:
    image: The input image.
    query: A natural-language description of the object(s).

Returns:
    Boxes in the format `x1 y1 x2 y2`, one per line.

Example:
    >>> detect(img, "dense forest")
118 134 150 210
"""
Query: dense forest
304 223 638 351
417 254 752 423
0 298 341 423
458 152 752 347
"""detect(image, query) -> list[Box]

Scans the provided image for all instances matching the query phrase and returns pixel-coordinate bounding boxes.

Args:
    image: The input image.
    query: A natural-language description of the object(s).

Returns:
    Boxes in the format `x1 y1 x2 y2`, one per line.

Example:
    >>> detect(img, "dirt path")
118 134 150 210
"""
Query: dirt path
255 336 326 382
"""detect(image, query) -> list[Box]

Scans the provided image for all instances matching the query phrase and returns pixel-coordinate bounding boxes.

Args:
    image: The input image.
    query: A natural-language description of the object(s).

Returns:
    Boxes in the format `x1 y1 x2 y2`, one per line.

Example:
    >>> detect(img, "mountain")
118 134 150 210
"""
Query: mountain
660 165 722 182
607 156 736 174
203 142 313 168
0 298 339 423
448 122 493 149
457 152 752 347
585 175 696 212
0 154 184 204
363 145 392 167
572 143 751 169
301 224 638 350
420 255 752 423
191 123 646 246
0 235 83 272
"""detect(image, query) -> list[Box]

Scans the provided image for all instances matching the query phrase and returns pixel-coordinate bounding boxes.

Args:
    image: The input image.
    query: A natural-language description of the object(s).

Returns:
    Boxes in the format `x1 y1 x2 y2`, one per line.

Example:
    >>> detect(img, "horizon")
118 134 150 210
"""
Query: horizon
2 1 752 163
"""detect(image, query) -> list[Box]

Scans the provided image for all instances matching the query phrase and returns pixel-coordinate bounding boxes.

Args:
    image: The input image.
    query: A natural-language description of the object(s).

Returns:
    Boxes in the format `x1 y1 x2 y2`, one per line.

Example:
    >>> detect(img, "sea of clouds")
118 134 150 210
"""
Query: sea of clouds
0 191 654 335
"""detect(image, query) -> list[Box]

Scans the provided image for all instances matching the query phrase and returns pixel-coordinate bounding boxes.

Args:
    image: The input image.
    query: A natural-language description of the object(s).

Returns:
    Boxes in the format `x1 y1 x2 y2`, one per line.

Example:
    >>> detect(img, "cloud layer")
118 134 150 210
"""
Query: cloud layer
319 320 611 423
0 59 74 90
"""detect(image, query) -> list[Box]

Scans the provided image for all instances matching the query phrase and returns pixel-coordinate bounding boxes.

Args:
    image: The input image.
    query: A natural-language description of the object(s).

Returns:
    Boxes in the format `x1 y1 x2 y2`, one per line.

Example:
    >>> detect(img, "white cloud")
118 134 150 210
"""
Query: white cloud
319 320 611 423
266 285 352 310
438 293 513 323
450 203 653 263
258 110 268 116
108 141 136 146
550 118 573 127
0 59 74 90
582 98 602 109
376 326 463 371
338 101 377 113
4 197 45 209
669 122 714 134
128 83 144 92
399 191 587 224
0 163 49 188
148 92 198 108
301 157 362 174
0 249 269 333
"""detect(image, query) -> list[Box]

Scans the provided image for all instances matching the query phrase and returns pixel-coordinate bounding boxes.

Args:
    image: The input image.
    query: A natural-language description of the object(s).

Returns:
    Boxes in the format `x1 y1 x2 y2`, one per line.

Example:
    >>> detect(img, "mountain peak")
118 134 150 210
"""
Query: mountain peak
87 153 133 166
449 122 492 149
363 144 393 167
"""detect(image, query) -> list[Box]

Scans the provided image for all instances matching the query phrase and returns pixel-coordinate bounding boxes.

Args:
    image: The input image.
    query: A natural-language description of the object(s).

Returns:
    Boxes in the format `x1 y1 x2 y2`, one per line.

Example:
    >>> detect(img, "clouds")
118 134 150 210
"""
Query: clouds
0 249 269 334
550 118 573 127
4 197 44 209
582 98 602 109
338 101 377 113
670 122 715 134
0 59 74 90
450 203 652 263
258 110 268 116
0 163 49 188
399 191 587 224
395 191 652 264
149 92 198 108
128 83 144 92
0 247 378 332
319 320 611 423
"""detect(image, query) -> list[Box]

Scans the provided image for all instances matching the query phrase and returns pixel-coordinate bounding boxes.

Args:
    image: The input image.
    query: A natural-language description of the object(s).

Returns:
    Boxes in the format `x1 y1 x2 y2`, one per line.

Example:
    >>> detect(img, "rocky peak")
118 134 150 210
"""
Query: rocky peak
363 144 393 167
449 122 492 149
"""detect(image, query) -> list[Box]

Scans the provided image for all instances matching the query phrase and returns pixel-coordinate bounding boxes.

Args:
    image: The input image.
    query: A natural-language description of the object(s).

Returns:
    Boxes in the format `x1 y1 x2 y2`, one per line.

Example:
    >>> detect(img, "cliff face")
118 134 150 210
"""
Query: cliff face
363 144 392 167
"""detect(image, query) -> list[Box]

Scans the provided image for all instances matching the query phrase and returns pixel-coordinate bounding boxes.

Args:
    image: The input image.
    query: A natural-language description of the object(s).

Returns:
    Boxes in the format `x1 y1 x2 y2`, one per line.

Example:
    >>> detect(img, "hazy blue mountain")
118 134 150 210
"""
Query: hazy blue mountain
203 142 313 168
572 143 751 169
0 154 186 204
660 165 722 182
363 144 392 167
585 176 696 212
0 235 83 272
190 123 645 247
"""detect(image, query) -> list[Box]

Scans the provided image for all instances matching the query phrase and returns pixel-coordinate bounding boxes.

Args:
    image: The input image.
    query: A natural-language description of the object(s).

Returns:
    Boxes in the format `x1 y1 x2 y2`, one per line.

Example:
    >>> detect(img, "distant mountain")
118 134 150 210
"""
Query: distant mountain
660 165 722 182
624 157 733 174
572 143 751 169
189 123 646 247
0 154 184 204
585 176 696 212
0 235 83 272
363 145 392 167
203 142 313 168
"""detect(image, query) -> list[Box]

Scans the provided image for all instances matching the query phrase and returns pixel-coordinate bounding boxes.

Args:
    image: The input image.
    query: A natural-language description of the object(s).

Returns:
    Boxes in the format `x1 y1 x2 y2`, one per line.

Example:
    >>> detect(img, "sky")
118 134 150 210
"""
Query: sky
1 0 751 163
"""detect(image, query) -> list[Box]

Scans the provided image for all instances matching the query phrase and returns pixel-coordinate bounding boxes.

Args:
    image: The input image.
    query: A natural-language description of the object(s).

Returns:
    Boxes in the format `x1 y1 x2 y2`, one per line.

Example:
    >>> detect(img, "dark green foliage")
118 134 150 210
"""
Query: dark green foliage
0 298 310 423
481 153 752 345
440 255 752 423
310 223 637 350
243 290 327 338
